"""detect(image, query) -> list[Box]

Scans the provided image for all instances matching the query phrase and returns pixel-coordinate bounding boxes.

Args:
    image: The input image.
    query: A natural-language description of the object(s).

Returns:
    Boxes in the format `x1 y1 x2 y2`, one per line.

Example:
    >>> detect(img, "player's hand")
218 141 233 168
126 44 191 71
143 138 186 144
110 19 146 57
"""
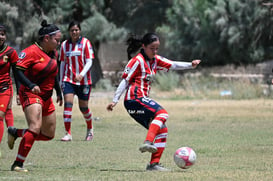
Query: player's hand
32 86 41 95
74 74 83 82
192 60 201 68
16 95 21 105
106 102 117 111
57 95 63 106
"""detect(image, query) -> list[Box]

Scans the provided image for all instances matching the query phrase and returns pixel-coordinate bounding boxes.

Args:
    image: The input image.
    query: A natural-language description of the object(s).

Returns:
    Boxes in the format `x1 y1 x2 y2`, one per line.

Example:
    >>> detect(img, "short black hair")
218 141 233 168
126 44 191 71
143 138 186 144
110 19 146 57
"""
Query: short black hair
68 21 81 31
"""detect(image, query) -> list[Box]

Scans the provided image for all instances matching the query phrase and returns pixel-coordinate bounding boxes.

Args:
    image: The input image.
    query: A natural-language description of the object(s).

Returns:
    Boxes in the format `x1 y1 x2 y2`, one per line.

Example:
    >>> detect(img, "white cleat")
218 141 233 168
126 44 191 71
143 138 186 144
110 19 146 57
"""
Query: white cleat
61 133 72 141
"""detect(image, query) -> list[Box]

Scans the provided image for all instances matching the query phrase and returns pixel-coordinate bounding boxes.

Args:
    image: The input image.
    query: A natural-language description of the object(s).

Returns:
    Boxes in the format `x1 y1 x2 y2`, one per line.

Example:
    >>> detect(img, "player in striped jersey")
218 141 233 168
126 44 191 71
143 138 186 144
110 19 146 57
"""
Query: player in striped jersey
0 25 20 157
107 33 201 171
59 21 94 141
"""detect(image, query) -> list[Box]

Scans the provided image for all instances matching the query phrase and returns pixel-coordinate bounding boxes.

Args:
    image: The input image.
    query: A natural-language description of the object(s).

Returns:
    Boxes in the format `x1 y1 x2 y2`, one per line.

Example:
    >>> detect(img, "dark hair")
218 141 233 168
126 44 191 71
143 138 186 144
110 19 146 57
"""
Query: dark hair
38 20 60 41
0 24 6 34
126 33 159 60
68 21 81 31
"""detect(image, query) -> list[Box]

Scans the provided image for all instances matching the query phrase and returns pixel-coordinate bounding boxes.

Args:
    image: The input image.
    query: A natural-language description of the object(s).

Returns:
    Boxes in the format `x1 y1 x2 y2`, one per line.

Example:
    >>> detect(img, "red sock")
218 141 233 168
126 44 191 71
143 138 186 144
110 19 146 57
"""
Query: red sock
145 110 168 142
145 123 161 142
81 108 92 129
0 117 4 143
63 106 72 134
35 133 53 141
150 127 168 164
16 130 37 163
5 108 14 127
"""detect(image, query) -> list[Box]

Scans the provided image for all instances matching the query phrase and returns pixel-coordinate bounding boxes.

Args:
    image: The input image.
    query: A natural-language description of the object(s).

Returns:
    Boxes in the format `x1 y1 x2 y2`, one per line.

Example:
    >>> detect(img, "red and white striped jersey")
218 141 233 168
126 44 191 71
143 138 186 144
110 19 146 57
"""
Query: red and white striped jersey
122 52 173 100
59 37 94 85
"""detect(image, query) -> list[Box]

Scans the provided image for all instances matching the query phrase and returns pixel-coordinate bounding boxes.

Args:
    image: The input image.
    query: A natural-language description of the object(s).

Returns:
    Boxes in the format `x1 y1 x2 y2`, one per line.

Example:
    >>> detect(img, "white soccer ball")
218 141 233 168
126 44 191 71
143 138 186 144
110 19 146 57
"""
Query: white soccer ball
174 146 197 169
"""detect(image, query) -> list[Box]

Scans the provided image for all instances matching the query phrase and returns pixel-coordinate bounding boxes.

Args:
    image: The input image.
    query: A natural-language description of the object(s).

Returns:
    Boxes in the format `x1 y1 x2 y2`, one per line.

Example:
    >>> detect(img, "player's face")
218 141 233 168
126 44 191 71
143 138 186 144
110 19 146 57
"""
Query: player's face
0 30 6 46
69 25 81 43
47 31 62 51
143 40 160 59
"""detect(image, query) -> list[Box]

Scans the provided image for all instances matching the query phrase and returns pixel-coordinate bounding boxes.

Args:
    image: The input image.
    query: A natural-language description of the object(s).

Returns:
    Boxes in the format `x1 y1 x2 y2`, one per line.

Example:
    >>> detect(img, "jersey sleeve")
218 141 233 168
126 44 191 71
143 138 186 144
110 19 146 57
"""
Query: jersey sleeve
84 39 94 60
59 41 66 62
9 48 18 64
121 58 140 82
155 55 173 72
16 50 34 70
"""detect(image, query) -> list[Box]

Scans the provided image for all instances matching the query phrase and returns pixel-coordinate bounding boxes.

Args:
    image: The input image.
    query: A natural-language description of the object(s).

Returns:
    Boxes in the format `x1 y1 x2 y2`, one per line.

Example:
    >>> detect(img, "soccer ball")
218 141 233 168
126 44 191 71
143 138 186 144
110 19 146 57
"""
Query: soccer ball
174 147 196 169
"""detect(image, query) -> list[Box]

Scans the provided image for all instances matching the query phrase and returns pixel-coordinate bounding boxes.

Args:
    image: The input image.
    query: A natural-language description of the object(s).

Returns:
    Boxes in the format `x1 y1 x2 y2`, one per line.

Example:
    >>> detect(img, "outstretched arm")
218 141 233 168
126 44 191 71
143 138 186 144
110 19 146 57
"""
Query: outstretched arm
170 60 201 70
106 79 128 111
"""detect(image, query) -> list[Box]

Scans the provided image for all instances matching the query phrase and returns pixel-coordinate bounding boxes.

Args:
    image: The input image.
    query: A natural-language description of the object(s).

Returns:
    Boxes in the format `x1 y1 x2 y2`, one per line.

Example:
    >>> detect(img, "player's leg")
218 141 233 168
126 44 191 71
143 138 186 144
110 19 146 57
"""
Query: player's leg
0 111 5 144
61 82 75 141
5 86 14 127
146 125 168 171
36 98 56 141
78 85 92 141
0 94 11 147
11 103 42 172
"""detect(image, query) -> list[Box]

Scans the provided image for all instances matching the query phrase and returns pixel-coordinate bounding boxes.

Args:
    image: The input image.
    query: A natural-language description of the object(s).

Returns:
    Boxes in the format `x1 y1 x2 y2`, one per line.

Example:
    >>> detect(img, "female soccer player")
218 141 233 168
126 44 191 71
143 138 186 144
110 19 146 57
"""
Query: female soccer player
59 21 94 141
106 33 201 171
7 20 63 172
0 25 19 153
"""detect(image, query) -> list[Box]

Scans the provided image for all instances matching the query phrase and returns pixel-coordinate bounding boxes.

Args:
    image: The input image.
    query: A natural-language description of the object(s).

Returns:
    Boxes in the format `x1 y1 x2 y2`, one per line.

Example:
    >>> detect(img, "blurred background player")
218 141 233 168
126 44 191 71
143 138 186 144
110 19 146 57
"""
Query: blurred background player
7 20 63 172
0 24 20 157
59 21 94 141
106 33 201 171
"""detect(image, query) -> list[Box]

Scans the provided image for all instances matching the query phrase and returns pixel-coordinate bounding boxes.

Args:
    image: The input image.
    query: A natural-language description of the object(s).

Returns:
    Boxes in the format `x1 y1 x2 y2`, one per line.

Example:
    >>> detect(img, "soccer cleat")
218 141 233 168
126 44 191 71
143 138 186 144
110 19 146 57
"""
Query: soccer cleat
146 162 170 172
61 132 72 141
7 127 18 150
85 129 93 141
139 141 157 153
11 161 28 172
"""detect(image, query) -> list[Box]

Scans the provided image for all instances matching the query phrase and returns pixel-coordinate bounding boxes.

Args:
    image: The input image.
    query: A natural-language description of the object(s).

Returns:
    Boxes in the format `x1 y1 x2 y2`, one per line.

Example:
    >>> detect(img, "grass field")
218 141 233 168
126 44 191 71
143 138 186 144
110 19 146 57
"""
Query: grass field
1 91 273 180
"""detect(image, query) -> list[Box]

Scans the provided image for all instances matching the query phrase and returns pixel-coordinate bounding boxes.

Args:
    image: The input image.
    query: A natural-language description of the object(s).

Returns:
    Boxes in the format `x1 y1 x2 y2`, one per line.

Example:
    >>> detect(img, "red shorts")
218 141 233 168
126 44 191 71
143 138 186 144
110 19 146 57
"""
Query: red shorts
0 86 12 112
20 91 55 116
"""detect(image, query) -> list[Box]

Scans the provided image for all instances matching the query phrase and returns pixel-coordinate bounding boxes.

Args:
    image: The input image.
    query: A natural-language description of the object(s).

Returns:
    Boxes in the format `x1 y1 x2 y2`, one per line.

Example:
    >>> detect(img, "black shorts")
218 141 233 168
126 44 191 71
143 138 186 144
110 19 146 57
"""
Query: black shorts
124 97 164 129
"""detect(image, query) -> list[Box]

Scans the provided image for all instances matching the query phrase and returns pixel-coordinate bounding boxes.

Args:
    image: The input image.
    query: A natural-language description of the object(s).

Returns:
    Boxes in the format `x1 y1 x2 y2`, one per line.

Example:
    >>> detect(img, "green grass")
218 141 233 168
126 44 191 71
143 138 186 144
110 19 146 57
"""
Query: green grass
1 94 273 180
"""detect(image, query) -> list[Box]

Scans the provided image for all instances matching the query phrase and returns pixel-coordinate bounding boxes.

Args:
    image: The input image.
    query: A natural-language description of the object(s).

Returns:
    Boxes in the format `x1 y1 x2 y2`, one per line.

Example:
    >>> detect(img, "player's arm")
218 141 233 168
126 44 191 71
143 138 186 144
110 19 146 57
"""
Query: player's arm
79 58 92 77
54 75 63 106
106 79 128 111
170 60 201 70
15 66 37 90
11 63 20 95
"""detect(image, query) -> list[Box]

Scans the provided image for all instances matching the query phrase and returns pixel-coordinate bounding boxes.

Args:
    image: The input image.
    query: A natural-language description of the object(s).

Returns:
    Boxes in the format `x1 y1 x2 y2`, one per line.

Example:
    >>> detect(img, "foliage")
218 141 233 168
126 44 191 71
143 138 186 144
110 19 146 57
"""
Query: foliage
158 0 273 65
1 0 273 65
154 71 180 91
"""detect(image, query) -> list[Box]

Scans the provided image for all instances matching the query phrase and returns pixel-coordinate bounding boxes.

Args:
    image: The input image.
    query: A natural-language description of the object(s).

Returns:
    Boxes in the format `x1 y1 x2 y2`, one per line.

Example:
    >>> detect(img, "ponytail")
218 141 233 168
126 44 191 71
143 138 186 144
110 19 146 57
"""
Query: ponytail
126 33 159 60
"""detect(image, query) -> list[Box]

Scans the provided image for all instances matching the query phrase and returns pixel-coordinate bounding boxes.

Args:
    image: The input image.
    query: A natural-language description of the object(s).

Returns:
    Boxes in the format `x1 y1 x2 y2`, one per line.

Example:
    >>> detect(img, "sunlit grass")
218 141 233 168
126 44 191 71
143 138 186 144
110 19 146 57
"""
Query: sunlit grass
1 93 273 180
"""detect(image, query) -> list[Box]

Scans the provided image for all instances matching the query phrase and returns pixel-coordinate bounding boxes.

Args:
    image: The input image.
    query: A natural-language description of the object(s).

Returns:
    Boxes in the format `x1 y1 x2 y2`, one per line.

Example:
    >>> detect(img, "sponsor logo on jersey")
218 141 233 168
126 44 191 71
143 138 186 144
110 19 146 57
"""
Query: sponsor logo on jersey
40 57 45 62
0 104 4 108
66 51 81 57
3 55 8 63
19 52 26 59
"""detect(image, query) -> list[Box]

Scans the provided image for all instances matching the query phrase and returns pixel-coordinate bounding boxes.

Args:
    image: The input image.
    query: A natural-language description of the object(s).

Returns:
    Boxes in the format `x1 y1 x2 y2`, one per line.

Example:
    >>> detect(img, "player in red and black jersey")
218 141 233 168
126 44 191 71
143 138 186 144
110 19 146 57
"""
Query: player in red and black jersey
7 20 63 172
107 33 201 171
0 24 20 154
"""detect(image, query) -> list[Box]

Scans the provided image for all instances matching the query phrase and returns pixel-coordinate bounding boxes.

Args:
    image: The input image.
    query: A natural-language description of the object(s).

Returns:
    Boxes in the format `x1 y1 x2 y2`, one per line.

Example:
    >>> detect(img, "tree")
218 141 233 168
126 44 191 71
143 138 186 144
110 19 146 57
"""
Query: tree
158 0 273 65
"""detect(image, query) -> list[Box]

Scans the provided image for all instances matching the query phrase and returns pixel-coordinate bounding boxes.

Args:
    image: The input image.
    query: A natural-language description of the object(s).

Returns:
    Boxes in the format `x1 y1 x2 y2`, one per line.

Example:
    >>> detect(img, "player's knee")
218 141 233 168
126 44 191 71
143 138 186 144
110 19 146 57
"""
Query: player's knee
155 109 169 123
64 102 73 108
79 106 88 113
